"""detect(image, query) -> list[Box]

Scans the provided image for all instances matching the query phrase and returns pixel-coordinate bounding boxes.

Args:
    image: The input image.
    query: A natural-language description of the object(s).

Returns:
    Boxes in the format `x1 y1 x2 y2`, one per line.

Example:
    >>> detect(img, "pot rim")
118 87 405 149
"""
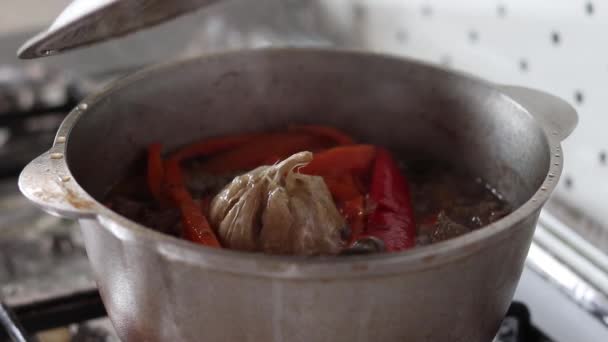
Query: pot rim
23 47 566 279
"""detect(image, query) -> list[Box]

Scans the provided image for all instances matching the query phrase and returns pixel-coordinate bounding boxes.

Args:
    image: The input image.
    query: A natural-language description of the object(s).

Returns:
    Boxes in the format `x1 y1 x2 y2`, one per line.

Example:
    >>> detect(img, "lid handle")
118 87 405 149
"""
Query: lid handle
498 85 578 141
18 150 100 219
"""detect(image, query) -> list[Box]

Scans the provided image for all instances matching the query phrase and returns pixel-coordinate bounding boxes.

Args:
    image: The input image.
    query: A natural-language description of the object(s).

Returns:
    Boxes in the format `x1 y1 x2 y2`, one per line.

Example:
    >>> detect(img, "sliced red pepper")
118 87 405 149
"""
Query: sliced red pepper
322 175 367 243
146 143 164 202
323 174 363 203
164 159 221 248
200 133 327 173
288 124 356 145
363 148 416 252
299 145 376 242
168 133 264 162
299 146 375 243
299 145 376 178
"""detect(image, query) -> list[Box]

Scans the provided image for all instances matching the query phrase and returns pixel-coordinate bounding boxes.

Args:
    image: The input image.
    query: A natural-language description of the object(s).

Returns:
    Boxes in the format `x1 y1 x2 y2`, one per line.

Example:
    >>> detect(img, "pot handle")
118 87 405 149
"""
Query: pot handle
497 85 578 141
18 150 100 219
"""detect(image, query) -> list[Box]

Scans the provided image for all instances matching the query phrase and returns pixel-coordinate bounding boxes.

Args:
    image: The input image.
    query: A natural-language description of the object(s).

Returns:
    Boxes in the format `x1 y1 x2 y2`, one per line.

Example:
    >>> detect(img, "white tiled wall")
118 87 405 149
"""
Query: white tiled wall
318 0 608 231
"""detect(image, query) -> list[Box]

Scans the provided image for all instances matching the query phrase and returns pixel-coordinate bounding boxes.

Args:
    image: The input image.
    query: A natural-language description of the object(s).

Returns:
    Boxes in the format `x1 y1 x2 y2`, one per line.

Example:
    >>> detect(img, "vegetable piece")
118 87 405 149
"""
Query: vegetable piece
363 148 416 252
322 174 367 243
323 174 364 203
168 133 263 161
146 143 164 201
165 125 355 163
300 146 375 243
299 144 376 178
288 125 356 145
200 133 327 173
164 159 221 248
209 152 345 255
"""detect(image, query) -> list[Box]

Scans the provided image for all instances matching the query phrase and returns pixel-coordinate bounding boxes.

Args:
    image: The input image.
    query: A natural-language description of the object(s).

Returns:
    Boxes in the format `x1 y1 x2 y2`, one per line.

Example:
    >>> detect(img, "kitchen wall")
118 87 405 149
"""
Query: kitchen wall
0 0 337 74
0 0 71 35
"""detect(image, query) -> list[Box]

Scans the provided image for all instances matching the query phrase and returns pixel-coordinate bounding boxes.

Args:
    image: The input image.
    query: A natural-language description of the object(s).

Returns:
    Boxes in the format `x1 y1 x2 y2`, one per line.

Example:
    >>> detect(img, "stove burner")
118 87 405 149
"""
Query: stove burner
0 64 127 177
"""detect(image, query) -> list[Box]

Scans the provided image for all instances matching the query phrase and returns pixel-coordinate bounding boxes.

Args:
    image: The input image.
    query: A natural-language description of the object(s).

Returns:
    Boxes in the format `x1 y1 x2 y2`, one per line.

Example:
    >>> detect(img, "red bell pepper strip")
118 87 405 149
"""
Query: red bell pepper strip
288 125 356 145
168 133 265 162
147 143 164 202
363 148 416 252
164 159 221 248
200 133 327 173
299 145 376 178
321 175 367 243
322 174 364 203
298 146 375 243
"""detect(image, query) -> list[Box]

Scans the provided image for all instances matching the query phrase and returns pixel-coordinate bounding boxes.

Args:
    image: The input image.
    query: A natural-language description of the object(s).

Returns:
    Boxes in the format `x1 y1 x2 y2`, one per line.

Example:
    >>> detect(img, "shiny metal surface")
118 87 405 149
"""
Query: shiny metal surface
497 86 578 142
531 212 608 327
19 48 576 341
17 0 222 59
0 300 31 342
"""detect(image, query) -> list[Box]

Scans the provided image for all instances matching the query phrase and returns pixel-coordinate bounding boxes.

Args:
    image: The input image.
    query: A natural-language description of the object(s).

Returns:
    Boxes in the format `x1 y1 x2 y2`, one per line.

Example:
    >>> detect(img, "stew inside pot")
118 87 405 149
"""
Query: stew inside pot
104 125 511 255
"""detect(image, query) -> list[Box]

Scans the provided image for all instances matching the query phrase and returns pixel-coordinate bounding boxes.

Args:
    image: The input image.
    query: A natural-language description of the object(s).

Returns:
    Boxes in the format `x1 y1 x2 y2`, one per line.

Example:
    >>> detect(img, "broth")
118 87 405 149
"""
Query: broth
106 157 510 251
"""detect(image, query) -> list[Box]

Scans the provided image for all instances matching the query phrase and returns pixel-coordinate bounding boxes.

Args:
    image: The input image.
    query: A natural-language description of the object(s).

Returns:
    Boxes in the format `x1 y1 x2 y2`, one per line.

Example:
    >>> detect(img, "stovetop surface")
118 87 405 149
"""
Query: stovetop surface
0 180 94 308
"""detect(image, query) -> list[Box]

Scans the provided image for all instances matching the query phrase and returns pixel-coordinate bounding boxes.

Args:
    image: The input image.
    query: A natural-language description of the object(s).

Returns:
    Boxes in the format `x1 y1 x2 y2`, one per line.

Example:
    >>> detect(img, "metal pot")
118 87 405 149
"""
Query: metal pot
18 48 577 342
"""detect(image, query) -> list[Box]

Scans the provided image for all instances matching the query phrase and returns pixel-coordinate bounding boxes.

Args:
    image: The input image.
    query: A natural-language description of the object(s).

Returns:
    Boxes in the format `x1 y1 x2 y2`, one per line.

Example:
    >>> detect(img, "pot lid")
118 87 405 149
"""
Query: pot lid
18 0 222 59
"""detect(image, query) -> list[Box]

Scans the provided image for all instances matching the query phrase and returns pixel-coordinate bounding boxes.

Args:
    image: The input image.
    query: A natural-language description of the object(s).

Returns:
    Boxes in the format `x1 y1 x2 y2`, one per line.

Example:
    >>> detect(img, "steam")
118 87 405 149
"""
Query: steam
180 0 335 58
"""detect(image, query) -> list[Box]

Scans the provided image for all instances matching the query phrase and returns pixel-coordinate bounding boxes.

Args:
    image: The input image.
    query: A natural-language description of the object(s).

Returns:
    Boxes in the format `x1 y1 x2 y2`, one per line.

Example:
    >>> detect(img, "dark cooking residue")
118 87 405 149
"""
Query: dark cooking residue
104 126 511 255
406 162 511 245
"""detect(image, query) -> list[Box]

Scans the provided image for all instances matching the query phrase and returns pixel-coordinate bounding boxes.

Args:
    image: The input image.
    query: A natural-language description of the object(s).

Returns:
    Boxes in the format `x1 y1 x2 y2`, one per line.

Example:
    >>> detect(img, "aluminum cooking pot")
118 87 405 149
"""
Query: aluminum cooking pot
18 48 576 342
